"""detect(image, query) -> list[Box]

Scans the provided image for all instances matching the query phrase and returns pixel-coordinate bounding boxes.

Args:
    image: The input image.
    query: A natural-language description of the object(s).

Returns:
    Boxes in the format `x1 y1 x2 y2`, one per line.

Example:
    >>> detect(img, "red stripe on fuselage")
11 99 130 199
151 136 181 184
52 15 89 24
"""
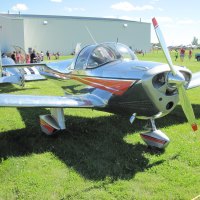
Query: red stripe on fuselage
71 75 135 95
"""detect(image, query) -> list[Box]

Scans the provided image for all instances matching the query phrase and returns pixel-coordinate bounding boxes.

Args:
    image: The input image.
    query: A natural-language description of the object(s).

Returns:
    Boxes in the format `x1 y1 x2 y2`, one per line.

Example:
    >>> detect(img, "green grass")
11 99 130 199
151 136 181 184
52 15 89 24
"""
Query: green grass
0 50 200 199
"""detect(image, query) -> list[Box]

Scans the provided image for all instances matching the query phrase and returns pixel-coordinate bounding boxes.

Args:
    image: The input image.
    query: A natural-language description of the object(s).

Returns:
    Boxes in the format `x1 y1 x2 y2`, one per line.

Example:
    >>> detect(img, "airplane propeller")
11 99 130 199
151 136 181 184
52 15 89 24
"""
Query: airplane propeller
152 17 197 131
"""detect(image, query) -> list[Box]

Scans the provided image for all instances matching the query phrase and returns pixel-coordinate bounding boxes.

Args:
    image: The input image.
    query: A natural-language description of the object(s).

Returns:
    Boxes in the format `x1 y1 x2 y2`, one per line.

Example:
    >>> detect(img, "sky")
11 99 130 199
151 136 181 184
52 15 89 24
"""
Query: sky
1 0 200 46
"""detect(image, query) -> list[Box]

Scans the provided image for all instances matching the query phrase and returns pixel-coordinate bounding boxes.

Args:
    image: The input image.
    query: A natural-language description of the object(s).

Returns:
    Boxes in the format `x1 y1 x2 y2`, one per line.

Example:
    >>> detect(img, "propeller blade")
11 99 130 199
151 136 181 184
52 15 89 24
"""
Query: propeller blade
152 17 197 131
152 17 177 76
178 85 197 131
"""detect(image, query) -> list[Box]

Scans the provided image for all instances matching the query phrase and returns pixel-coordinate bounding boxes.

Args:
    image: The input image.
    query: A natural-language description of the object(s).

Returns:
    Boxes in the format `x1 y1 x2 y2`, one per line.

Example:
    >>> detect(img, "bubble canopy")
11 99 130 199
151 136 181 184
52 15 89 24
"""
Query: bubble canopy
74 42 137 70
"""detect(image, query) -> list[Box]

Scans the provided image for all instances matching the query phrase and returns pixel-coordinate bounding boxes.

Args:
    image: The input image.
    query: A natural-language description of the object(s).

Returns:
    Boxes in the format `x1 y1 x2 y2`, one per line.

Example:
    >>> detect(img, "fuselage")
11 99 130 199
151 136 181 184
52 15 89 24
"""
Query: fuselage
42 42 192 119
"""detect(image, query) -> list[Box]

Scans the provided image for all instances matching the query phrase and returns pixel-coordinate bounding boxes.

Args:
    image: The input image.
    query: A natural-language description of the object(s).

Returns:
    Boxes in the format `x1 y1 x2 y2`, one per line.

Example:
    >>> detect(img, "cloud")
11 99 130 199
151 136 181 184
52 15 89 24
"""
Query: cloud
50 0 62 2
11 3 28 11
177 19 195 25
111 2 154 11
64 7 86 12
157 7 163 11
150 0 160 4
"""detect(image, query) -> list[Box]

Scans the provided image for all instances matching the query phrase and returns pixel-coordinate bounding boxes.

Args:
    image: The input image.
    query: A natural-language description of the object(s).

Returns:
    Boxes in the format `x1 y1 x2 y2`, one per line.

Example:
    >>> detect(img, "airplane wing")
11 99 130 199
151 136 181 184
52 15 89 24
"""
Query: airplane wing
2 57 46 81
1 58 74 85
0 93 106 108
187 72 200 89
2 59 73 77
3 66 46 81
2 59 73 72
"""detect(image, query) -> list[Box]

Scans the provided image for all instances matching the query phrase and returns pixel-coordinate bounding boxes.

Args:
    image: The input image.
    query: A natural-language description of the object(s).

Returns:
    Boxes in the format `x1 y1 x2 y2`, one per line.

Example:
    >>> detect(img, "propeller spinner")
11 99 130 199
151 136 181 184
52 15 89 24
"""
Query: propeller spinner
152 17 197 131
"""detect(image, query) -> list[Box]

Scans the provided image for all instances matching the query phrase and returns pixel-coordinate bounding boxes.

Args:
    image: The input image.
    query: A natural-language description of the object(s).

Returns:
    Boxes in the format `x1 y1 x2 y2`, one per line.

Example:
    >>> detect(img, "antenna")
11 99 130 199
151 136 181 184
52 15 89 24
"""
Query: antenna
85 26 97 44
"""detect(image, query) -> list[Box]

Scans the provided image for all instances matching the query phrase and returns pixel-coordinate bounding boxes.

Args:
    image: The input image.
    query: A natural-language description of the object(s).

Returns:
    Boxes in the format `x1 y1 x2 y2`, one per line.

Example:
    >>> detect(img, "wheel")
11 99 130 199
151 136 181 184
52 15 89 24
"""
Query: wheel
197 57 200 61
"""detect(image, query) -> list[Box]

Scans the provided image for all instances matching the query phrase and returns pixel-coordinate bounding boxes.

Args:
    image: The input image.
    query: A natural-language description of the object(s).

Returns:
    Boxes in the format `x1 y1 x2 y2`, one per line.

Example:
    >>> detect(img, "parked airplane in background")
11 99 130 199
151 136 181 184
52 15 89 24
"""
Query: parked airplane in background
0 55 45 86
0 18 200 149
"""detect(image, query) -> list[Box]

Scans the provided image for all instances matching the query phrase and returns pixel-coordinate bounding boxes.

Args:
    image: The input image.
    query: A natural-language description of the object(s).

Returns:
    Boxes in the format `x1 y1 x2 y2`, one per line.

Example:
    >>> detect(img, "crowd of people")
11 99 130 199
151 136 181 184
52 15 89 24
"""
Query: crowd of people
3 47 196 65
9 50 60 64
174 48 193 62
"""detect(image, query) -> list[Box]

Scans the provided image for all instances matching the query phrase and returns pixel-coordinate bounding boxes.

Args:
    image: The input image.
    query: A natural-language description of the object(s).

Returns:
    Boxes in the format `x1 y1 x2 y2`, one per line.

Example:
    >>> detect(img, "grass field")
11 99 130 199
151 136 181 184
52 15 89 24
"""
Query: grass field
0 50 200 199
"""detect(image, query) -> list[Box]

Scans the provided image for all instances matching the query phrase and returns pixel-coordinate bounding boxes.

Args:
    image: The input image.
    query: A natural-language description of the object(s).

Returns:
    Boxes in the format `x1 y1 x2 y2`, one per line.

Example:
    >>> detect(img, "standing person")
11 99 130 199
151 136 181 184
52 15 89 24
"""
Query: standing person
56 52 60 59
40 51 44 61
46 50 50 60
26 54 30 63
188 49 192 60
30 50 36 63
19 51 25 64
175 49 178 61
180 48 185 62
11 51 16 63
36 52 41 62
16 51 20 63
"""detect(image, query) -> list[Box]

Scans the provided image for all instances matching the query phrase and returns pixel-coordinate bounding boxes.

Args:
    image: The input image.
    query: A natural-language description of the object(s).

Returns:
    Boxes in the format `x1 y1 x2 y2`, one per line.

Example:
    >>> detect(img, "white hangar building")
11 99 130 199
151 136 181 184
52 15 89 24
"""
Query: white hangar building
0 14 151 55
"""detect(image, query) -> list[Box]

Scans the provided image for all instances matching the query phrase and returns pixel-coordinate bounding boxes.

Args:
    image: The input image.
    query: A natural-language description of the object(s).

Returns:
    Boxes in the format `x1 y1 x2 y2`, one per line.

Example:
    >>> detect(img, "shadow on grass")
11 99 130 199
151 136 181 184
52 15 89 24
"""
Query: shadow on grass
62 85 95 95
0 83 39 93
156 104 200 128
0 107 165 181
0 103 199 181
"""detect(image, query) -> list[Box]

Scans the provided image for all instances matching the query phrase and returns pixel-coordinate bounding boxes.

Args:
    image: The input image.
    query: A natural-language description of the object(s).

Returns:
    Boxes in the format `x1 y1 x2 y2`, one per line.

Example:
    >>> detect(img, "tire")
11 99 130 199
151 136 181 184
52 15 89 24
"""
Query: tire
197 57 200 61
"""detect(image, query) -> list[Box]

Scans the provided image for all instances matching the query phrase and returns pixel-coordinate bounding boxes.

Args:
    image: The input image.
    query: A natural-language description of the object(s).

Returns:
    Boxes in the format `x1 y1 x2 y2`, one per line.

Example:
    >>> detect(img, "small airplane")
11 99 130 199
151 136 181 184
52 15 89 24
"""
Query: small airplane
0 42 83 85
0 17 200 149
0 55 46 86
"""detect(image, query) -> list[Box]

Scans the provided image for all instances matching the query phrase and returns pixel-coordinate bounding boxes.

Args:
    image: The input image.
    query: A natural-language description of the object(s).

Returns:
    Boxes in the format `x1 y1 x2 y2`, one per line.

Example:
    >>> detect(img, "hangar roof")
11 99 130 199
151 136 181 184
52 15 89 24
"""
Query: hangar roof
0 13 149 24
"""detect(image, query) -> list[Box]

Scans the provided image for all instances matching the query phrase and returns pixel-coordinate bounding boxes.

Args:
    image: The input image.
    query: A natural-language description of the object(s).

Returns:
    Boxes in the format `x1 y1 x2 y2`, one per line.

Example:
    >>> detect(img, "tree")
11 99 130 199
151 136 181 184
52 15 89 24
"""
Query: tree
191 36 198 45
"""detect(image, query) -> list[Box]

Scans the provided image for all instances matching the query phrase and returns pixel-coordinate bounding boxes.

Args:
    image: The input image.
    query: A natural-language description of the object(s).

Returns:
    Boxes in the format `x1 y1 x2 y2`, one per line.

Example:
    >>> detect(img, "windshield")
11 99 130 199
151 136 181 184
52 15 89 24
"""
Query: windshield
116 43 137 61
87 45 117 68
74 42 137 70
75 45 95 70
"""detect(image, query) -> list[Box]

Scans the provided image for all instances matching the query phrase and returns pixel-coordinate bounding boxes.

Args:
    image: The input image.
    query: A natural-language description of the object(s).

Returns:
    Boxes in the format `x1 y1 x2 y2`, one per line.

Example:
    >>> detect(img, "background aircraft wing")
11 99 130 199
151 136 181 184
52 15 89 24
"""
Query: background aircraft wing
3 66 46 81
187 72 200 89
0 93 106 108
2 59 73 78
2 59 73 72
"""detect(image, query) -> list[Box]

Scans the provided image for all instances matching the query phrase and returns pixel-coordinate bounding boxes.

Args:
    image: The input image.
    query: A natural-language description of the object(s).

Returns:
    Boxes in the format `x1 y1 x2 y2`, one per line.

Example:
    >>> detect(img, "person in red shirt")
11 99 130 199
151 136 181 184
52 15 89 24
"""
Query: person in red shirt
16 51 20 64
188 49 192 60
180 48 185 62
26 54 30 63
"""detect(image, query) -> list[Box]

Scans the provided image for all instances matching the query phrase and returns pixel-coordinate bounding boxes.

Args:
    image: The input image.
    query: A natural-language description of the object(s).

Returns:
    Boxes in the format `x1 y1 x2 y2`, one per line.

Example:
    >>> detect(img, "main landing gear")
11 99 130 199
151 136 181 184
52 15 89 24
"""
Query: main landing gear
39 108 66 135
140 118 170 149
130 114 170 149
